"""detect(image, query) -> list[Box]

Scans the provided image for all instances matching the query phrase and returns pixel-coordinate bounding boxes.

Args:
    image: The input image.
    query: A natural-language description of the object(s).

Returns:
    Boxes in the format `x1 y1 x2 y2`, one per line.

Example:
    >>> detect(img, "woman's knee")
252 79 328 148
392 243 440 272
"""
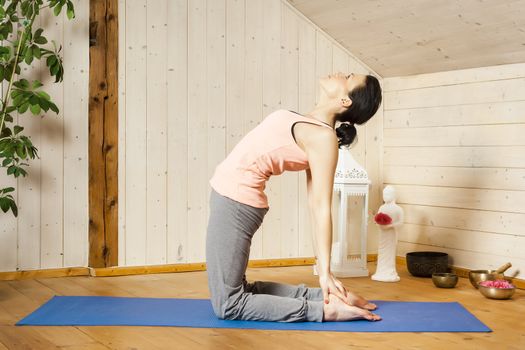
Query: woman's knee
212 293 244 320
211 301 238 321
210 297 227 319
210 292 238 320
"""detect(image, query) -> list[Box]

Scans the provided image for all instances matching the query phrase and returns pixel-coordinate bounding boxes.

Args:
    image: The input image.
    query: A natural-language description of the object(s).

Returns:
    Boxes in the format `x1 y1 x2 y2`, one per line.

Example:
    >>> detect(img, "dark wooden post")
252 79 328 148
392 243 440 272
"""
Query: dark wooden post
89 0 118 268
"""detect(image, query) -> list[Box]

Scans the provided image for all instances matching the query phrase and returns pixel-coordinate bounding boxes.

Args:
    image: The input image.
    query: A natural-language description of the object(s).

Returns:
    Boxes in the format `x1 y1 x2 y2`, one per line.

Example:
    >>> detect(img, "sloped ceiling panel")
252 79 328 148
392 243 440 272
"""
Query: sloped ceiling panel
288 0 525 77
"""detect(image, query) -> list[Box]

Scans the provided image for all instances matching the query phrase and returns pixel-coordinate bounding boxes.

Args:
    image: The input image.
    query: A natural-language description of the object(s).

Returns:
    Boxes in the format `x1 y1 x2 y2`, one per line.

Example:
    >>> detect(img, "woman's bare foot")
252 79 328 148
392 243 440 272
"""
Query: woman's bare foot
323 294 381 322
345 290 377 311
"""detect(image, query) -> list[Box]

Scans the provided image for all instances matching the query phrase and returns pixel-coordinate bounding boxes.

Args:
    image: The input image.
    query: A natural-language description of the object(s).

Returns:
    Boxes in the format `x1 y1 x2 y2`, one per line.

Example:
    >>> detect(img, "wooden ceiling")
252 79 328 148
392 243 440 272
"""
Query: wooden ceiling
287 0 525 77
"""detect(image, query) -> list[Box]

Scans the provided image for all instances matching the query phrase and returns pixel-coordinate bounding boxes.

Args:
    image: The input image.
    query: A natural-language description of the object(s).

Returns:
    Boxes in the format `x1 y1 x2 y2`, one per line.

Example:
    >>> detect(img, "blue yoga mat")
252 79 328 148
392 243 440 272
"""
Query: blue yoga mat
16 296 491 332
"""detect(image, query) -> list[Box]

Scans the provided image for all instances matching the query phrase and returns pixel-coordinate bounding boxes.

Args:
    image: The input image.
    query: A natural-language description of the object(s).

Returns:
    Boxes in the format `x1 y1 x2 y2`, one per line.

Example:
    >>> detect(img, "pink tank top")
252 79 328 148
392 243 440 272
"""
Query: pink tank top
209 109 334 208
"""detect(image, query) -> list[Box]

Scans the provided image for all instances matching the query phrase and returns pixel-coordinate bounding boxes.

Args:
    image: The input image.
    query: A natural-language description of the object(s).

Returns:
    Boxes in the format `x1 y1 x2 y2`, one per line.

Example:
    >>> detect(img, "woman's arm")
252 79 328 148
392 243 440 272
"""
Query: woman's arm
304 128 339 277
304 127 349 303
306 169 321 267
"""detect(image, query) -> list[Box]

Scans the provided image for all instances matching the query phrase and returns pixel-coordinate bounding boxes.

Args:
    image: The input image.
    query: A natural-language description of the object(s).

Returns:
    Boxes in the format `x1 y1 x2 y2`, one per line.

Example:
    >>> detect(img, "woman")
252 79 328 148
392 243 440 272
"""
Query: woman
206 72 382 322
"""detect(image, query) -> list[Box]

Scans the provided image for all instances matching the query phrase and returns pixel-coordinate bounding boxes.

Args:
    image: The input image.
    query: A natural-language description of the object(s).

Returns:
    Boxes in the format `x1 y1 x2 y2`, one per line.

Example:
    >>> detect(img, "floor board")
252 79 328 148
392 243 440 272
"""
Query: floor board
0 263 523 350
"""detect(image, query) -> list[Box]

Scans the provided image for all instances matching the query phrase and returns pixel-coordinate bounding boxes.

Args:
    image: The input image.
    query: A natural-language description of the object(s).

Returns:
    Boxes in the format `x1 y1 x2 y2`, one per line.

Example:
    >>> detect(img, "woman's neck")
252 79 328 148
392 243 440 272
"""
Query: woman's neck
305 104 336 128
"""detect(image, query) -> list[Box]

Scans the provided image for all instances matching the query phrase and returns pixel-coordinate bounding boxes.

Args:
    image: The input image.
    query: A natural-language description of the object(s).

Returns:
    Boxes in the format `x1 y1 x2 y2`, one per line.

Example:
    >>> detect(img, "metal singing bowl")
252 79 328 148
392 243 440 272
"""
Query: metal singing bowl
469 270 504 289
478 282 515 300
468 262 512 289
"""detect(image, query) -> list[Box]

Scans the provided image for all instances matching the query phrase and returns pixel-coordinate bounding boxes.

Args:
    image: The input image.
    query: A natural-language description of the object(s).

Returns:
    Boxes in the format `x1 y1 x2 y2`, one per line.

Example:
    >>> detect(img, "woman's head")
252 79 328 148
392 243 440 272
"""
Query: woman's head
319 72 382 148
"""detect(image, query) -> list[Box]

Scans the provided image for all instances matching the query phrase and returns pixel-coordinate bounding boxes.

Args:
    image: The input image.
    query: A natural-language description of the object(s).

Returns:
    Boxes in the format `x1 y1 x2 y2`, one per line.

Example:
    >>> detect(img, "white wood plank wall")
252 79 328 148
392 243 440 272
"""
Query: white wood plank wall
118 0 384 267
383 63 525 278
0 0 89 272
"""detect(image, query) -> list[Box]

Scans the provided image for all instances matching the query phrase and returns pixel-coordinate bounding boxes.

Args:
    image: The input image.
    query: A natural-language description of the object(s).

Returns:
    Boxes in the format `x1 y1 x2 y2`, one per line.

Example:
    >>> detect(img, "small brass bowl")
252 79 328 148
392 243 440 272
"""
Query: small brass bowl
477 282 515 300
469 270 504 289
432 273 458 288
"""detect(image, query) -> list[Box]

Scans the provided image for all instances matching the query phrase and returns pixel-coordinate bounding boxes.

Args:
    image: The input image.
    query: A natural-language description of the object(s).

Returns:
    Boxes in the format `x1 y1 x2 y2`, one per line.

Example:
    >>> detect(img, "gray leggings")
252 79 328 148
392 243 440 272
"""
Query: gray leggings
205 188 324 322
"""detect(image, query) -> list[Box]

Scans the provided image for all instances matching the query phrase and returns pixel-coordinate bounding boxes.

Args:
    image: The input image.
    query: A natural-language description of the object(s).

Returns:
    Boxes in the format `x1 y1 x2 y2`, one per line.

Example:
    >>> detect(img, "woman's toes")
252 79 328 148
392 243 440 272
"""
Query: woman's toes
363 312 382 321
364 302 377 311
345 292 377 311
353 298 377 311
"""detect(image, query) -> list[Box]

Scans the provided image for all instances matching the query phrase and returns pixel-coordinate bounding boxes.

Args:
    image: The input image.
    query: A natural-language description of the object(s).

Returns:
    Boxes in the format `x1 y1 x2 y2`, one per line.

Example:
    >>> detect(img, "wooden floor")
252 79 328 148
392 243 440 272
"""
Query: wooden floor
0 262 524 350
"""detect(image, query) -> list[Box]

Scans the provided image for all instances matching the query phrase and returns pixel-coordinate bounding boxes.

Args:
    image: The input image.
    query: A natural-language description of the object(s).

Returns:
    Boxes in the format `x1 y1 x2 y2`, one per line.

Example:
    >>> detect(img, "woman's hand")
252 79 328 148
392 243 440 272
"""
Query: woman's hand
319 272 348 304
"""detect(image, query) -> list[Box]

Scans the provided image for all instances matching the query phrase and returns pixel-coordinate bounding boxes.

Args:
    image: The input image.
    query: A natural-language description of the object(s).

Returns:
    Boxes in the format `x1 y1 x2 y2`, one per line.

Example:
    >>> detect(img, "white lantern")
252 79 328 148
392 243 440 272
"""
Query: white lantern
314 146 370 277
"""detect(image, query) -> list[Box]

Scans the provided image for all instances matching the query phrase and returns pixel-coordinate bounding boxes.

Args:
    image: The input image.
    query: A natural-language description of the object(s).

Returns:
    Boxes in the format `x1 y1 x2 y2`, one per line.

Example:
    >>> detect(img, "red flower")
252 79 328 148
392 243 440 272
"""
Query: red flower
479 280 514 289
374 212 392 225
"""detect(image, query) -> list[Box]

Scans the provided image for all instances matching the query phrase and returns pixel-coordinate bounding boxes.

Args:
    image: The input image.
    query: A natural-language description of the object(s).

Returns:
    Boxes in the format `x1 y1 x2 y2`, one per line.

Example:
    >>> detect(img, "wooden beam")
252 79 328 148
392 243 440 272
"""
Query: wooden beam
0 256 375 280
90 256 377 277
89 0 119 268
0 267 90 281
2 255 524 289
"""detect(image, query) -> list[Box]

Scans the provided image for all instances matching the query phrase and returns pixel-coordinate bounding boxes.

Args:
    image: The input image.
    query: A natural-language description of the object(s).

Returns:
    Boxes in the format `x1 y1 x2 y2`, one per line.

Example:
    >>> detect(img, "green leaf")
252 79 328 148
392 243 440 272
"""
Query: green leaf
48 101 59 114
19 79 30 89
21 1 28 15
34 36 47 44
3 113 13 122
55 66 63 82
16 144 25 158
39 98 50 111
36 90 50 100
10 200 17 217
12 93 26 106
29 95 39 105
1 187 14 194
11 89 22 98
50 62 60 75
19 101 29 113
1 127 10 137
66 1 75 19
24 46 33 65
0 126 12 137
30 103 41 115
4 147 14 158
67 8 74 20
2 158 11 166
33 46 42 58
7 165 15 175
54 3 64 16
29 146 39 159
46 55 57 66
0 197 10 212
32 80 43 89
20 135 32 145
27 3 33 19
12 93 27 107
13 125 23 135
34 28 44 39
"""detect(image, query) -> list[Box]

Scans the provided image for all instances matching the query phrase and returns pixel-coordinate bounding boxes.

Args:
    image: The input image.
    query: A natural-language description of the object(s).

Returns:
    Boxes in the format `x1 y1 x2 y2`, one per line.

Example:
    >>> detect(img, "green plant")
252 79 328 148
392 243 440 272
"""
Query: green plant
0 0 75 217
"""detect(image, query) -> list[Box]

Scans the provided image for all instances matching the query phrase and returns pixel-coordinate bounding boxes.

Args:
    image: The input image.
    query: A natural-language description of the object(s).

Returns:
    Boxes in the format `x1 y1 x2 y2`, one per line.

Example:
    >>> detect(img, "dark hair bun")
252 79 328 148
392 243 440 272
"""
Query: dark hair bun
335 122 357 148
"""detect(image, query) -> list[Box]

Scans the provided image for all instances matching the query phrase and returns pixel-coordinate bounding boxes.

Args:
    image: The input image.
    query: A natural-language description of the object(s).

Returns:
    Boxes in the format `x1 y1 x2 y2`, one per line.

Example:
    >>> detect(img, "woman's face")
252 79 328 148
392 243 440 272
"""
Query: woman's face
319 72 367 107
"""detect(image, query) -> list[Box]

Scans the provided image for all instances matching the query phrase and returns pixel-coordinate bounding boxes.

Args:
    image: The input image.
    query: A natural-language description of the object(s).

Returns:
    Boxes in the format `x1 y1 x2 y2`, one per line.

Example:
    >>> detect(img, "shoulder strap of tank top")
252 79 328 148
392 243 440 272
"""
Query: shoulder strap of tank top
287 110 334 130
